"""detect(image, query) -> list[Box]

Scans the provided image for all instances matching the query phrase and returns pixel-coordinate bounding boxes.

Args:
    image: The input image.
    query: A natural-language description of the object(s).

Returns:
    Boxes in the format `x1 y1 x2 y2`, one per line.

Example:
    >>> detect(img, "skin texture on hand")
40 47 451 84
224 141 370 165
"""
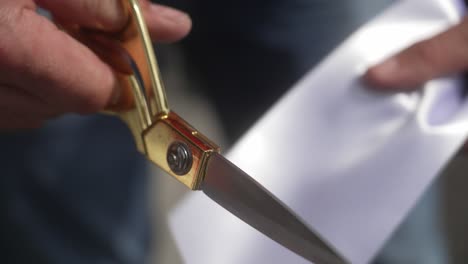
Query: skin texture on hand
364 15 468 153
0 0 191 129
364 16 468 90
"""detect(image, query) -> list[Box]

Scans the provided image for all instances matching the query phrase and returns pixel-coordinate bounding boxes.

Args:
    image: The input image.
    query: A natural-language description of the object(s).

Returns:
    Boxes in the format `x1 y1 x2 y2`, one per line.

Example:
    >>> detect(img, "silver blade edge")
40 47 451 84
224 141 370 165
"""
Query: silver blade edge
201 153 348 264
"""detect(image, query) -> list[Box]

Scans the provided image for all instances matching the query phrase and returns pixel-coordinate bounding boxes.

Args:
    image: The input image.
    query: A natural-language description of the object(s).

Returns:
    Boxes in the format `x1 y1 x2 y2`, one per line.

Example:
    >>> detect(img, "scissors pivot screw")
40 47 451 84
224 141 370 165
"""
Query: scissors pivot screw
167 141 193 176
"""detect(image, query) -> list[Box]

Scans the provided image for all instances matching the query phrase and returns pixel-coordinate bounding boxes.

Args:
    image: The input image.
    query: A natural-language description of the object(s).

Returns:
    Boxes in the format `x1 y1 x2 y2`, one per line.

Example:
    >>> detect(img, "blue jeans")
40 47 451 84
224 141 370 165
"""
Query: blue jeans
0 115 150 264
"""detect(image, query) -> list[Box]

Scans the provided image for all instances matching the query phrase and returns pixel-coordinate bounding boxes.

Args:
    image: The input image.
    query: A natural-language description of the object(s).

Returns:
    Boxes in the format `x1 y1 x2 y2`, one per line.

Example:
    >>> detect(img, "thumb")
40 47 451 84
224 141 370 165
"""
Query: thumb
35 0 127 31
365 16 468 90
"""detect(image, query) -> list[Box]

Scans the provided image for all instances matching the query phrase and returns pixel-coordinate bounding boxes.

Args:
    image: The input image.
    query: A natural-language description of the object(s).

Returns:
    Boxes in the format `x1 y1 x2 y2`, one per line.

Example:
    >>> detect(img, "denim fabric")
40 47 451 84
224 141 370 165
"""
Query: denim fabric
0 115 150 264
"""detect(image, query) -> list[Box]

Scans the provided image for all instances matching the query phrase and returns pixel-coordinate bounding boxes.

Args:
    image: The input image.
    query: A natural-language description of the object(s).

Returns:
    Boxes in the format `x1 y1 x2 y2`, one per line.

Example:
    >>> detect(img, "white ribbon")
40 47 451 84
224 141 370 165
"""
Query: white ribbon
169 0 468 263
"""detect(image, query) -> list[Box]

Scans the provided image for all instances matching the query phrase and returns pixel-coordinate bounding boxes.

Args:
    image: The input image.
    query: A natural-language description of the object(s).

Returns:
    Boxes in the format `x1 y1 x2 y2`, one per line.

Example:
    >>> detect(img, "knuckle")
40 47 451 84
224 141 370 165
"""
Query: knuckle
0 8 28 75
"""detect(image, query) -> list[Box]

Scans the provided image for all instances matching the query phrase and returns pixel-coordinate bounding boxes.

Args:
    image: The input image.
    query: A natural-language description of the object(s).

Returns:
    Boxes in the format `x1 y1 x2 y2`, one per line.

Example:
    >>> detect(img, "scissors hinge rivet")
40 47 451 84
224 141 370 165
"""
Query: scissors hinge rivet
167 141 193 176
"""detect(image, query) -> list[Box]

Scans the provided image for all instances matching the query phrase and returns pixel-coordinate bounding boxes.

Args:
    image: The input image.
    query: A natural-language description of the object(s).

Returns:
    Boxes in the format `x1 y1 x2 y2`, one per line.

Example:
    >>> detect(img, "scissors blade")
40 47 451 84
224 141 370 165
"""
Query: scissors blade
201 153 347 264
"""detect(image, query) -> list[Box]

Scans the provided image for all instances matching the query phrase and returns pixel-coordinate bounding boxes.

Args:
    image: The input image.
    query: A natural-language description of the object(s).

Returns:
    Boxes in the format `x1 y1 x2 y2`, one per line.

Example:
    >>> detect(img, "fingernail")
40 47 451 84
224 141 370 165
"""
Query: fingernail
108 76 122 106
372 57 399 77
364 57 401 89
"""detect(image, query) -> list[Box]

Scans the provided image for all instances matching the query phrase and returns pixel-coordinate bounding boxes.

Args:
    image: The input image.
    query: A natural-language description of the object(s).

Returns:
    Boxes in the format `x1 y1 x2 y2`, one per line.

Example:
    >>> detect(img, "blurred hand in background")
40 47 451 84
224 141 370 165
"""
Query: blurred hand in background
365 15 468 153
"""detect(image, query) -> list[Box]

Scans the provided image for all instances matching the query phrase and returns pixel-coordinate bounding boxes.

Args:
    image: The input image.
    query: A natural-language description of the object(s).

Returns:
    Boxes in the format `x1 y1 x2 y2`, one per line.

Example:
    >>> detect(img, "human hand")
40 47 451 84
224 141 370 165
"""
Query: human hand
364 16 468 90
364 16 468 154
0 0 191 129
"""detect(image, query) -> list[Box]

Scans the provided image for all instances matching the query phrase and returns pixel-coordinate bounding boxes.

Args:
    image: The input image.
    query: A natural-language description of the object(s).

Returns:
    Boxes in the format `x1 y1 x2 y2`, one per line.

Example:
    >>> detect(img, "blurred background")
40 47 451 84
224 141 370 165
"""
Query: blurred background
1 1 467 264
150 0 468 263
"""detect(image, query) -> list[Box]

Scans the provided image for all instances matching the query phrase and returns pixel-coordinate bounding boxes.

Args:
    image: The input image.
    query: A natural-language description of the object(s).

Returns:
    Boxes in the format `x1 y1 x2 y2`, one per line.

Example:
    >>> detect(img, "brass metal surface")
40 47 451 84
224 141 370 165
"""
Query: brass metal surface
144 112 219 190
115 0 218 189
61 0 219 189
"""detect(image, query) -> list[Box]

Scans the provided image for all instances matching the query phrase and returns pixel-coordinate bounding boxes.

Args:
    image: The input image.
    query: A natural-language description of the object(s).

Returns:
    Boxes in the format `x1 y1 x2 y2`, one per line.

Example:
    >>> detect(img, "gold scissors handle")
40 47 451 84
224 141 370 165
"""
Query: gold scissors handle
117 0 220 190
63 0 219 190
113 0 168 150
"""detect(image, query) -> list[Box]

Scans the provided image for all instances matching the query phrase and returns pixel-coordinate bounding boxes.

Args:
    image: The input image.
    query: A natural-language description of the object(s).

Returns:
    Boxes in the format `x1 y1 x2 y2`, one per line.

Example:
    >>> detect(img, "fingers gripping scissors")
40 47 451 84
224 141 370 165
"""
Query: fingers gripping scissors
67 1 347 263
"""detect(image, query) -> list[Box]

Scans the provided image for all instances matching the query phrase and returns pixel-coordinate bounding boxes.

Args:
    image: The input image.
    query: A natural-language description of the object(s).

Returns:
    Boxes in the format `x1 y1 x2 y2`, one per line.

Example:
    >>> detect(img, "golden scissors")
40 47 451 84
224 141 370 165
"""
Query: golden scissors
64 1 347 263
